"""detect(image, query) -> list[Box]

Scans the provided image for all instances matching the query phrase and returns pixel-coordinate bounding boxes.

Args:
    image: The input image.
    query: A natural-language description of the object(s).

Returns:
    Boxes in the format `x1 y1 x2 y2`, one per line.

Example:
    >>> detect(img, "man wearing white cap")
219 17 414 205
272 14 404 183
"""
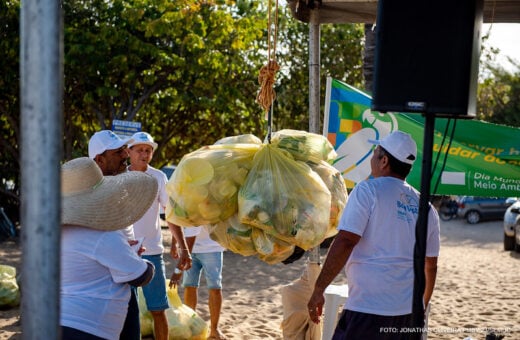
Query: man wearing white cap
60 157 156 340
89 130 142 340
89 130 133 176
128 131 192 340
308 131 440 339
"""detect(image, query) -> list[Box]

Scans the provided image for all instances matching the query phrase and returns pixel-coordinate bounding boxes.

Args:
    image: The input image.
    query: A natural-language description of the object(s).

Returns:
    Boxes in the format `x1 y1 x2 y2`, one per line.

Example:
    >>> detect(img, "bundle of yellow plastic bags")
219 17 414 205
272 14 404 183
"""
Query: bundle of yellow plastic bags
165 130 348 264
165 143 260 227
238 144 332 250
139 283 208 340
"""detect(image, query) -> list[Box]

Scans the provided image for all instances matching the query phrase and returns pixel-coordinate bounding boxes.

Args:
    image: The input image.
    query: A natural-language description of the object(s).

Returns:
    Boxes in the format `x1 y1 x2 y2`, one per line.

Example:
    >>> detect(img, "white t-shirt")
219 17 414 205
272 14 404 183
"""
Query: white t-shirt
184 226 225 253
60 226 148 340
338 176 440 316
132 165 168 255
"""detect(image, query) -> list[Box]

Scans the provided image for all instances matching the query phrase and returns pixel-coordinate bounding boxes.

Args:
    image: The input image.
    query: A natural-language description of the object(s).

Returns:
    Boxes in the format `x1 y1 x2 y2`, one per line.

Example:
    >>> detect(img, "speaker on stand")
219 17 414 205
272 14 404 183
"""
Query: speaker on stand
372 0 483 117
371 1 484 337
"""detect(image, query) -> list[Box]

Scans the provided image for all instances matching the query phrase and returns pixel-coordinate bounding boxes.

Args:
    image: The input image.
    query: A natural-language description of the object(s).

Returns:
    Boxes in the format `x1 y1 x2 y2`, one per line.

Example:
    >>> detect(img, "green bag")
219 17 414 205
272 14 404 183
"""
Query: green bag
0 265 20 308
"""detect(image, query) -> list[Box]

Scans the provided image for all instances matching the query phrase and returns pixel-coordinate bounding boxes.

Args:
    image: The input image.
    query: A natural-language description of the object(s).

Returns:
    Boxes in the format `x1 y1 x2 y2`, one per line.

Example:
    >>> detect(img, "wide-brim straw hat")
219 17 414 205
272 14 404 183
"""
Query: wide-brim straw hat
61 157 158 231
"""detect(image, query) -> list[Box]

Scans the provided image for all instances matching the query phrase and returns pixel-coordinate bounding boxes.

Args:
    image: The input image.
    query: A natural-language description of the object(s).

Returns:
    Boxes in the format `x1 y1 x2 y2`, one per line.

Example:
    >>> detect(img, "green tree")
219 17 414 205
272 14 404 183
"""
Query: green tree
477 44 520 127
273 8 364 131
63 0 269 165
0 0 21 223
1 0 367 224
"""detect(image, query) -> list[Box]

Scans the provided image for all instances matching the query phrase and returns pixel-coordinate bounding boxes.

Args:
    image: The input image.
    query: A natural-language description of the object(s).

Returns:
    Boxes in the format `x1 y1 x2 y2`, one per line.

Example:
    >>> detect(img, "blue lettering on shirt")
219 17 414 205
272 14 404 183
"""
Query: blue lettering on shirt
396 194 419 222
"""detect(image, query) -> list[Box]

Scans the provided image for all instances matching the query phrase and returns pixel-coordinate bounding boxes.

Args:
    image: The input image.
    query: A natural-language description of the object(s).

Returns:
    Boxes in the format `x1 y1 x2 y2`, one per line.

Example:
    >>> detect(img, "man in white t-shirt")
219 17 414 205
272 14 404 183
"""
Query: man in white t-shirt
128 131 192 340
308 131 440 339
89 130 142 339
179 226 226 340
60 157 156 340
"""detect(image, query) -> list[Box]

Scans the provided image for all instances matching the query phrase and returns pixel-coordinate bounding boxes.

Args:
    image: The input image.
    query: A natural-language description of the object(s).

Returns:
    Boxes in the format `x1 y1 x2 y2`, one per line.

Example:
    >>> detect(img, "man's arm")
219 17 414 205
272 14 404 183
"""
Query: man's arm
127 260 155 287
423 256 438 308
169 235 197 289
167 222 192 270
308 230 360 323
185 236 196 253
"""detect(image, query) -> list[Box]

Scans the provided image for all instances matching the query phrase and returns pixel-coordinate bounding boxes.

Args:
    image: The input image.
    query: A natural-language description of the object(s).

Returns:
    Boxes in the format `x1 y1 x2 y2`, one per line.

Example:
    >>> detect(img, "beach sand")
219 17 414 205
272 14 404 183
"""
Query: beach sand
1 218 519 339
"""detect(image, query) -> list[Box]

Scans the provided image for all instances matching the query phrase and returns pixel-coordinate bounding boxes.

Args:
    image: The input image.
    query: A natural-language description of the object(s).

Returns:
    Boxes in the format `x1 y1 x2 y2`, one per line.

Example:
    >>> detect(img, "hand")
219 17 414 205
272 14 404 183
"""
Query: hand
128 239 146 256
307 291 325 324
177 248 192 271
169 268 183 289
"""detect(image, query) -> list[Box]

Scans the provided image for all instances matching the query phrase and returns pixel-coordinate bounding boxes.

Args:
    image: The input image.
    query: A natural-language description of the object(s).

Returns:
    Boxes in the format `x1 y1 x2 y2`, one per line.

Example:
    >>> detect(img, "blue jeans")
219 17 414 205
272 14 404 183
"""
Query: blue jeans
182 252 223 289
141 254 169 311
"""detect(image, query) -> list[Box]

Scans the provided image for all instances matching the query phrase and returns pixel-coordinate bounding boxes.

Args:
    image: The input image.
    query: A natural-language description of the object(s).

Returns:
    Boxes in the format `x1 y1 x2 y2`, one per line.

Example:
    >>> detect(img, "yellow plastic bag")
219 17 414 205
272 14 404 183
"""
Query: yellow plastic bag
166 144 260 226
208 215 257 257
209 215 296 264
308 160 349 238
0 265 20 308
254 230 296 265
238 144 331 250
214 133 262 145
139 283 208 340
271 129 337 163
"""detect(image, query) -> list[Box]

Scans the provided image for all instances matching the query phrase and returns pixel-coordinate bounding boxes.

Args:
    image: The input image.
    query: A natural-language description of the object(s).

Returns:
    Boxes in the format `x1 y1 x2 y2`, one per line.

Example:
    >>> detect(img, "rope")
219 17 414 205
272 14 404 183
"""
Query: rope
256 0 279 115
256 60 280 113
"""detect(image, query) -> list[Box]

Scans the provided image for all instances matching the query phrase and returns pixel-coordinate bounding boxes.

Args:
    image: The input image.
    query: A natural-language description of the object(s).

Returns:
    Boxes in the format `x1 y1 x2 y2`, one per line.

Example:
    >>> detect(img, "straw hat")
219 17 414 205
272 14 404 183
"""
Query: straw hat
61 157 158 231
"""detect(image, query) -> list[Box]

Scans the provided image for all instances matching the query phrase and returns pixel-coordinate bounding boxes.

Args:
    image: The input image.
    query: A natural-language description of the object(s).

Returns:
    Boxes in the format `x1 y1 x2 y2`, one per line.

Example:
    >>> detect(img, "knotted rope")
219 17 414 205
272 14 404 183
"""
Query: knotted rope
256 0 279 115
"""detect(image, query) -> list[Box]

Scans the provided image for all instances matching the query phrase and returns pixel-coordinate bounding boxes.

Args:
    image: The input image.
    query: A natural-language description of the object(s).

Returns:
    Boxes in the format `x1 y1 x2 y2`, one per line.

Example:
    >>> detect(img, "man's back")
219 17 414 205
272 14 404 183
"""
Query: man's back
338 176 440 315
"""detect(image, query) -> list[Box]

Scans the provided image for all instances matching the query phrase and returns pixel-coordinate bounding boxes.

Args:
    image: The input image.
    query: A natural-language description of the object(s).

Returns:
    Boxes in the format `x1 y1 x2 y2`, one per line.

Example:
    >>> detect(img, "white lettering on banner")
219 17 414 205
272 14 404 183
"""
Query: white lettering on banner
471 173 520 192
474 181 497 189
501 183 520 190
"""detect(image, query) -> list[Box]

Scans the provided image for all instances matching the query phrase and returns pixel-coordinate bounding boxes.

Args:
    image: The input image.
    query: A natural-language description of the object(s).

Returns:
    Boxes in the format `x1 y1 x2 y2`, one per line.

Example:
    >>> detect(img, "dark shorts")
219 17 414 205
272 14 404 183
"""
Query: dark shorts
119 287 140 340
61 326 105 340
332 309 418 340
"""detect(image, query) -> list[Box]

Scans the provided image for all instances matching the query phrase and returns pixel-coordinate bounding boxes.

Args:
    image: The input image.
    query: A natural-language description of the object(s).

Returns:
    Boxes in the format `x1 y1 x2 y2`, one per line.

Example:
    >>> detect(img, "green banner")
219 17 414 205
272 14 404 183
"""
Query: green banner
323 77 520 197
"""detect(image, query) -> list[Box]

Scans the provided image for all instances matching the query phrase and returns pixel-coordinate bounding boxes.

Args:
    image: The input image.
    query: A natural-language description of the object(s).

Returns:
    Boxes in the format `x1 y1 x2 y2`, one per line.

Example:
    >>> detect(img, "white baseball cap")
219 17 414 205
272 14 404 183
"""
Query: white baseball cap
128 132 158 151
88 130 133 159
368 131 417 165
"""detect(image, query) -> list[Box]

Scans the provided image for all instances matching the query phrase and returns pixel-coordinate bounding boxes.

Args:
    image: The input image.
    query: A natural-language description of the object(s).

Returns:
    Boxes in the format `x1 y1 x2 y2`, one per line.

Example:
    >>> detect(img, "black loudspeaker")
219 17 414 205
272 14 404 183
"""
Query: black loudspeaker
372 0 483 117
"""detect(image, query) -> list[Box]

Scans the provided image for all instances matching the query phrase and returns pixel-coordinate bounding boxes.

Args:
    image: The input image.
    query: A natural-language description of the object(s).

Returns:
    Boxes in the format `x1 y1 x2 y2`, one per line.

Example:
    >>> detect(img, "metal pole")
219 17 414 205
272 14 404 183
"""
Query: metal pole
308 9 321 135
308 8 321 264
411 113 435 338
20 0 63 338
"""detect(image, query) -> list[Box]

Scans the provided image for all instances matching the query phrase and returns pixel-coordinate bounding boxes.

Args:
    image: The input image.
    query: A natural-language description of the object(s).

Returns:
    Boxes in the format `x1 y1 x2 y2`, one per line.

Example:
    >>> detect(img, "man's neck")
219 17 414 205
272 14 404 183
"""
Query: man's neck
129 164 147 172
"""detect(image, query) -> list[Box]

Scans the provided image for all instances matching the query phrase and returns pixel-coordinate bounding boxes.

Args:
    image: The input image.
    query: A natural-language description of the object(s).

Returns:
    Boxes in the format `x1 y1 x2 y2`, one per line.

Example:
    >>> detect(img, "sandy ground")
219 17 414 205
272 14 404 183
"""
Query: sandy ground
1 218 519 340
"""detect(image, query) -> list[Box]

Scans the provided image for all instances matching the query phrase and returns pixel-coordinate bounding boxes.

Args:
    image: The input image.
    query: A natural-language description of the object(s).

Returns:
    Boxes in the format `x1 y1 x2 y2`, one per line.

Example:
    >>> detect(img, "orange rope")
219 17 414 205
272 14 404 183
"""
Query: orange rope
256 0 279 114
256 60 280 113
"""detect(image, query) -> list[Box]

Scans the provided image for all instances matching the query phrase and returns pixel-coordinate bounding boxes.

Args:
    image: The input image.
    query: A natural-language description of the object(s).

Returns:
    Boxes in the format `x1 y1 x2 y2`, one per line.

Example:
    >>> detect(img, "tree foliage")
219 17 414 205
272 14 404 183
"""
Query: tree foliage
274 16 364 131
1 0 365 223
62 0 269 164
3 0 519 227
477 43 520 127
477 63 520 126
0 0 21 222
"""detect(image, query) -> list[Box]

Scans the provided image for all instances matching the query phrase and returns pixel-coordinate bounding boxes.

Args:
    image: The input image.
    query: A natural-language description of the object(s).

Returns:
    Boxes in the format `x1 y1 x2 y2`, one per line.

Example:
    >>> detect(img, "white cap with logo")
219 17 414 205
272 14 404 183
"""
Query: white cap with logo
88 130 133 159
368 131 417 165
128 132 158 151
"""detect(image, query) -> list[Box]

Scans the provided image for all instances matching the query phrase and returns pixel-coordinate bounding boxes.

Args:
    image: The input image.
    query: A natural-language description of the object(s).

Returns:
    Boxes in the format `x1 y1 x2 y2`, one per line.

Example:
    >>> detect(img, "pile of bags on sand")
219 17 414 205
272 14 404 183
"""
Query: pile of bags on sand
139 282 208 340
0 265 20 309
166 130 348 264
